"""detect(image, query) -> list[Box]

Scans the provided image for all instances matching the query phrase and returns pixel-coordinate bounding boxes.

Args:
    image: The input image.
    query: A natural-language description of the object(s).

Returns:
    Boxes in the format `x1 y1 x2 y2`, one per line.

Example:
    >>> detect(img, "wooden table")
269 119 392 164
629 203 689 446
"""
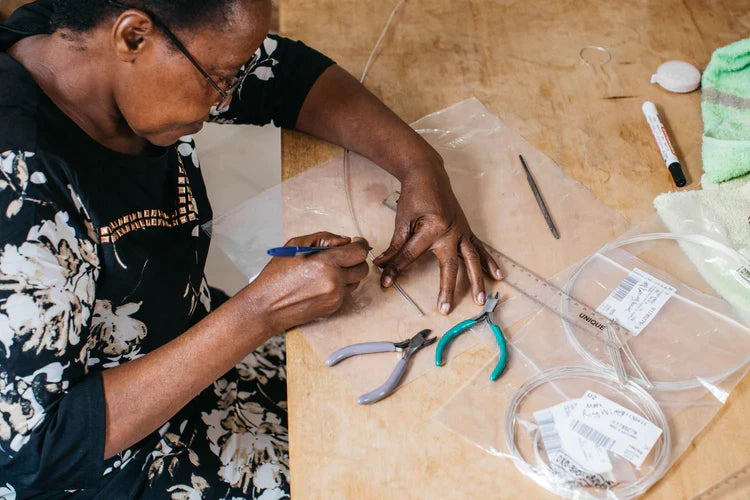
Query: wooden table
279 1 750 497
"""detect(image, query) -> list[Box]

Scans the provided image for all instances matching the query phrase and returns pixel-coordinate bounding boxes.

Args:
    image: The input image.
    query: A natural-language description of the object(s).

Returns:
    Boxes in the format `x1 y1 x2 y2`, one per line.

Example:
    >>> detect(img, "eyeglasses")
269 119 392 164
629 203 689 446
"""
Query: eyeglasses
108 1 258 111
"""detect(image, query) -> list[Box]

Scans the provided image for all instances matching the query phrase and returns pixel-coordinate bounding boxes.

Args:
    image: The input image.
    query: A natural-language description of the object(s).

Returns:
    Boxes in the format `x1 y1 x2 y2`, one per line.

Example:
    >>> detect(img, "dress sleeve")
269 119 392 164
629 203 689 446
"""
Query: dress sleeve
208 34 335 128
0 149 106 491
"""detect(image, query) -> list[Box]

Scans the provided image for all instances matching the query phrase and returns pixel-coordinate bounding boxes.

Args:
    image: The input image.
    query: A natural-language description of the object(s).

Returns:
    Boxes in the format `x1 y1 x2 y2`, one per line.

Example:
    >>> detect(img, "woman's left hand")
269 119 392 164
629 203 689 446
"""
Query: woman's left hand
373 159 503 314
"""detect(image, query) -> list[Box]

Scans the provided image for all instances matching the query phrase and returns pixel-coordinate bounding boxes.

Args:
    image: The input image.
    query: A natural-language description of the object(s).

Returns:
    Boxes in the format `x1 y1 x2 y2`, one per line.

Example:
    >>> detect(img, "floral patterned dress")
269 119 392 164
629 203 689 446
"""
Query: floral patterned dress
0 2 334 498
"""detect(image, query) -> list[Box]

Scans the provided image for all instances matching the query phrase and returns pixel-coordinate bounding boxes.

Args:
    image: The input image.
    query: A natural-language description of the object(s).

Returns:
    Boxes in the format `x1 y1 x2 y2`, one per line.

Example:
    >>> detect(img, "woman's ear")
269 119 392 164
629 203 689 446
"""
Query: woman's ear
111 10 155 61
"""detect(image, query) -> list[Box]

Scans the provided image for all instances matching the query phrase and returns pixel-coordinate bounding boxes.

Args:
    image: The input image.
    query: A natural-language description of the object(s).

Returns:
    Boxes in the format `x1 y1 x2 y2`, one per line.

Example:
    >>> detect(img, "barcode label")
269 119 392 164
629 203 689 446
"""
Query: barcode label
535 410 562 456
570 420 616 450
612 274 639 301
534 401 613 474
737 266 750 286
596 268 676 336
568 391 663 467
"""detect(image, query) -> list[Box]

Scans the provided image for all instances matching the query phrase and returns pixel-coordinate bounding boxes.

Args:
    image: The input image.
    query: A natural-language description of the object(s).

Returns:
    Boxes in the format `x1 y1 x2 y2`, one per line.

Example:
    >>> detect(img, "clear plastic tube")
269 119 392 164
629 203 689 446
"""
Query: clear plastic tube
342 0 424 316
360 0 406 83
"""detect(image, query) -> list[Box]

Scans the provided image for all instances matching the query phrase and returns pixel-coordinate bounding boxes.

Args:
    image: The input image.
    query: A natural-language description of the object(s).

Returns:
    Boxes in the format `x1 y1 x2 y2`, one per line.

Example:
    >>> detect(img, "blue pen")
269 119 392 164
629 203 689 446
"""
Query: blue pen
267 246 332 257
267 245 373 257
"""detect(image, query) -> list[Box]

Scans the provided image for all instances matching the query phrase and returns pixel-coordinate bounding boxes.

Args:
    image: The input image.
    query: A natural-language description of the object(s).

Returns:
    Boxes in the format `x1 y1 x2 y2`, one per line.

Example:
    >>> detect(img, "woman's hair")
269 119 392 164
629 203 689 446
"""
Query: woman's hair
51 0 237 32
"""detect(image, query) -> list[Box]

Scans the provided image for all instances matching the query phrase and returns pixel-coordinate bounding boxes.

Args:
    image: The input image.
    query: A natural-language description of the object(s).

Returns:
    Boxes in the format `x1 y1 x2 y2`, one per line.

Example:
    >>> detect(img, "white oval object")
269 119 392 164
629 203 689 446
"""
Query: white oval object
650 60 701 93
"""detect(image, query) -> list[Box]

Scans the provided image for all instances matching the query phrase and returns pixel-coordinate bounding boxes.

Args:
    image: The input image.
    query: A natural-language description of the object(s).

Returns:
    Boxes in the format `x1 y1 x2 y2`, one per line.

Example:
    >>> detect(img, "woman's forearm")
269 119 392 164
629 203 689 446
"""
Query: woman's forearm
100 285 272 459
295 64 444 182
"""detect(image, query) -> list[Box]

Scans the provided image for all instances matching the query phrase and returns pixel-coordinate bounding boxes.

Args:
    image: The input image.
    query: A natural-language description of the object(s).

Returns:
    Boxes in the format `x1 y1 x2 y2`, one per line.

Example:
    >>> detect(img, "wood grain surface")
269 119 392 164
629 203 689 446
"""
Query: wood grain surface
279 1 750 498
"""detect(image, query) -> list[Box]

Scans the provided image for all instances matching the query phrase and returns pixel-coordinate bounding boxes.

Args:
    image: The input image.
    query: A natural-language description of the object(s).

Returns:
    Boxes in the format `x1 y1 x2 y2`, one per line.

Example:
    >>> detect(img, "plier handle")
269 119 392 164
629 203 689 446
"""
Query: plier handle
435 292 508 380
325 329 437 404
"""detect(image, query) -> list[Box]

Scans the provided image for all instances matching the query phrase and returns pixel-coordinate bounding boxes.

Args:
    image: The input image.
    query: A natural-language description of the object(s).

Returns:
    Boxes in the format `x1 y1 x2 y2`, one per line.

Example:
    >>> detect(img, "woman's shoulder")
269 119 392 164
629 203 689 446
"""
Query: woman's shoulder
0 52 84 213
0 54 90 246
0 51 41 153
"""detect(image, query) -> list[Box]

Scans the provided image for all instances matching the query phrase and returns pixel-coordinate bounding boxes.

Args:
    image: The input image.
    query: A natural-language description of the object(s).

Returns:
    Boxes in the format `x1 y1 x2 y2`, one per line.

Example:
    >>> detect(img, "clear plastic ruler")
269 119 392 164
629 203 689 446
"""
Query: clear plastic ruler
484 246 629 349
382 191 627 349
690 462 750 500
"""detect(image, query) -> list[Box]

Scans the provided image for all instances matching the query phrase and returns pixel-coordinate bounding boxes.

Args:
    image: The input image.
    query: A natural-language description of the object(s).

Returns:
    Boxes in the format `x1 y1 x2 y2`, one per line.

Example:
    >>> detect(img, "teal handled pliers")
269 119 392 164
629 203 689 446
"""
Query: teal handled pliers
435 292 508 380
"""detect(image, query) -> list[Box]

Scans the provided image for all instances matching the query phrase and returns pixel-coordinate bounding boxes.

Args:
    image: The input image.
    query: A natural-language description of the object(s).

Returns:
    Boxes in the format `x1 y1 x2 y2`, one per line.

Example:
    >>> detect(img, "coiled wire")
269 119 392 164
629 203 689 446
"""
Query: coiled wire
504 366 671 499
561 233 750 392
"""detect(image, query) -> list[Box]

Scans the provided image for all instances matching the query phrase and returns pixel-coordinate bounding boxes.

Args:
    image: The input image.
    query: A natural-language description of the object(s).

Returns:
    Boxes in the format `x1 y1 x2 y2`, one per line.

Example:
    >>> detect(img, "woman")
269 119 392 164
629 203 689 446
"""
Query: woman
0 0 502 497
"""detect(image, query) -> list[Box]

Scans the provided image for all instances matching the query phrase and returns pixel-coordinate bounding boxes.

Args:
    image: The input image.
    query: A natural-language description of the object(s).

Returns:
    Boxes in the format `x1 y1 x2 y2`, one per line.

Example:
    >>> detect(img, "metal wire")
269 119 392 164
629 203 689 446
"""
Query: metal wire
561 233 750 392
504 366 671 499
578 46 611 66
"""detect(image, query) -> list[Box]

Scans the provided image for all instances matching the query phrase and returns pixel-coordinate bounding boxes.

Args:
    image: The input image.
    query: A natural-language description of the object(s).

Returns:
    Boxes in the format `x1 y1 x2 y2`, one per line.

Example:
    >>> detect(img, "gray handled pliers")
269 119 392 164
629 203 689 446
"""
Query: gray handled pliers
325 329 436 405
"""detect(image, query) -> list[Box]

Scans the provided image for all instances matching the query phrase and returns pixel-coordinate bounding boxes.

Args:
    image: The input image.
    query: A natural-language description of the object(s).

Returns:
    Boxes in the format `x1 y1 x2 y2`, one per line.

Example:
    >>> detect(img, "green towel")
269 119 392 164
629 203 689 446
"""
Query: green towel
654 173 750 319
701 37 750 183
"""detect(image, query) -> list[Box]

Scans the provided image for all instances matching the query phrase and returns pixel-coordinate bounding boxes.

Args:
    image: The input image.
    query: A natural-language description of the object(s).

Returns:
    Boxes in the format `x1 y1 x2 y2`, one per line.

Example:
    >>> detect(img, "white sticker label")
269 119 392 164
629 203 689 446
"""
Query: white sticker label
548 451 616 489
568 391 663 468
534 399 612 474
596 267 676 336
735 266 750 287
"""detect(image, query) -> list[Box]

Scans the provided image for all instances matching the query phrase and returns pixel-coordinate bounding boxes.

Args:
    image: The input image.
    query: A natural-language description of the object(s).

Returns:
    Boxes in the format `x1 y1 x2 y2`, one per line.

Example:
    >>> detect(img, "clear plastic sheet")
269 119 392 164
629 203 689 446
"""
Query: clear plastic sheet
436 355 672 499
435 217 750 499
210 98 631 396
204 184 282 281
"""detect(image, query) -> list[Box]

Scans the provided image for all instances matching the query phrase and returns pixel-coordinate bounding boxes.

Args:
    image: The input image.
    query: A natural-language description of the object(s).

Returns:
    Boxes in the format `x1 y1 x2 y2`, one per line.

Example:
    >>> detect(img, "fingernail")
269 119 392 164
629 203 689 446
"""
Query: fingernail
440 302 450 314
477 292 486 304
383 275 393 287
374 252 385 261
495 269 504 279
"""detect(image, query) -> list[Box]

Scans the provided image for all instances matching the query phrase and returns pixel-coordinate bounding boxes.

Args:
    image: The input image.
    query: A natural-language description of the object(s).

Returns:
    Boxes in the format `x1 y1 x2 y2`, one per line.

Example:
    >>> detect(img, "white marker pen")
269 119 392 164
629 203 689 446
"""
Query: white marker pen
642 101 687 187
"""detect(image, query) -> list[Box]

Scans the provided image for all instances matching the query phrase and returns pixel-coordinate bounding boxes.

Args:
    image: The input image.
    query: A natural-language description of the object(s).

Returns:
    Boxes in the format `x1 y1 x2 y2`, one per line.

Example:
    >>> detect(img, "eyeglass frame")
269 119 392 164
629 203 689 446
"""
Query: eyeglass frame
107 0 258 110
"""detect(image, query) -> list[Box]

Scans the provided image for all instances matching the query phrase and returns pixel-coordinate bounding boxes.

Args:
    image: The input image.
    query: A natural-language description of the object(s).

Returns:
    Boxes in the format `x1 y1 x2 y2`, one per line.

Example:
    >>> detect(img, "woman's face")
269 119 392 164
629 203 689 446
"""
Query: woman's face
111 0 271 146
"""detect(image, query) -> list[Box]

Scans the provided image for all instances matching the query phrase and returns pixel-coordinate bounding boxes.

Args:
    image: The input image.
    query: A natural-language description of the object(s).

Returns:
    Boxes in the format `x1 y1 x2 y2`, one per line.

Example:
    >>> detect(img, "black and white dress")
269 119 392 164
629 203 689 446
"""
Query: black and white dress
0 1 334 498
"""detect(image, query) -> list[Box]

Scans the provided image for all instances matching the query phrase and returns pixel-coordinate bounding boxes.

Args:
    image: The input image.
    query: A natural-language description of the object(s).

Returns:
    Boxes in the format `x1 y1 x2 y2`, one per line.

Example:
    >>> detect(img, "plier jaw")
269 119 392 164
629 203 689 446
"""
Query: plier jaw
396 329 436 359
470 292 501 324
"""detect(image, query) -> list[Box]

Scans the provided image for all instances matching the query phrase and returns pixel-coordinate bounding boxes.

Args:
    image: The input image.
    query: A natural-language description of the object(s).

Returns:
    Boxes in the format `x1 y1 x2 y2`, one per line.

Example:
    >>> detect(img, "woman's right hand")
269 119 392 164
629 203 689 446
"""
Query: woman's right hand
99 231 366 458
242 232 370 333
